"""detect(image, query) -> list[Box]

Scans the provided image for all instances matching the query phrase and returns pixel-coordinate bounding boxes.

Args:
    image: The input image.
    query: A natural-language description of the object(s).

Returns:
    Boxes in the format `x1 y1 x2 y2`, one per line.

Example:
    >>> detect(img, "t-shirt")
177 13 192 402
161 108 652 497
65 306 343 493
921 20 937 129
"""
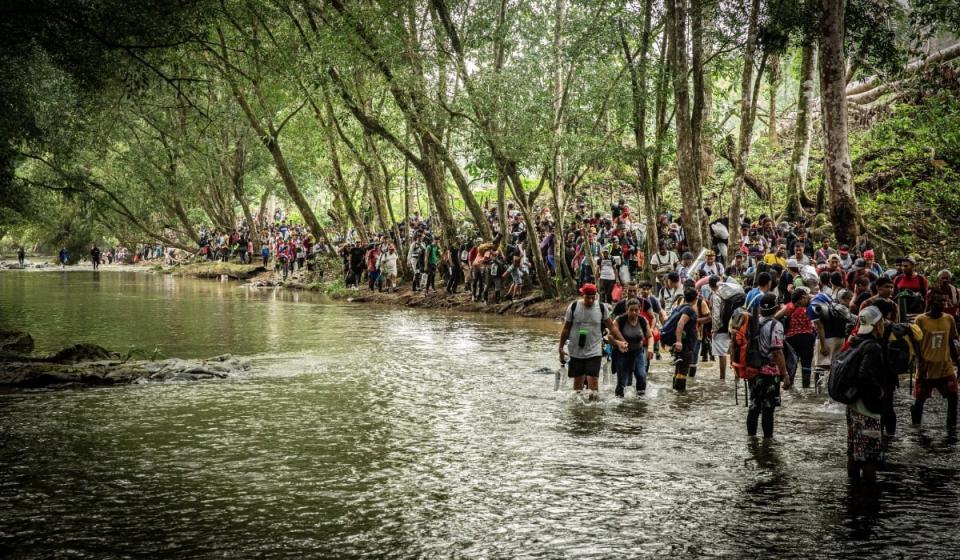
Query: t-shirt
745 288 764 312
915 313 958 379
783 303 815 337
661 286 683 315
564 301 612 359
758 317 785 376
676 305 699 345
650 251 678 274
598 257 617 280
617 315 650 352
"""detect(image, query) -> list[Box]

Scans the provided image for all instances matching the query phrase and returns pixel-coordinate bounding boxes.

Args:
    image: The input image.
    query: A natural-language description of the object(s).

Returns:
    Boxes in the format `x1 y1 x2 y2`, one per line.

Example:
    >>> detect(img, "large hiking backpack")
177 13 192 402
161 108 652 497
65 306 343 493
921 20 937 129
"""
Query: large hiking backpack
896 289 926 318
717 281 745 334
659 304 691 347
730 308 772 379
828 340 879 404
886 322 920 375
815 301 856 336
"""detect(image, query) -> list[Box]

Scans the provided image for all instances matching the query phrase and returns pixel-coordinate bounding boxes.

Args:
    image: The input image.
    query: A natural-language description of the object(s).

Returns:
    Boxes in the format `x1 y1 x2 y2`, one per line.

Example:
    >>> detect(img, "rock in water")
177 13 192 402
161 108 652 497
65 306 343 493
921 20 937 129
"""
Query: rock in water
0 330 34 354
48 343 120 363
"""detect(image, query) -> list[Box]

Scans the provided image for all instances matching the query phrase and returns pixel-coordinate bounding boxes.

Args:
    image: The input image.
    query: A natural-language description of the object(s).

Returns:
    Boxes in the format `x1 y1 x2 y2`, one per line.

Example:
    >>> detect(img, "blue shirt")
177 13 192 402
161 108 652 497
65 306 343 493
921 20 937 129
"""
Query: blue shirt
746 288 763 311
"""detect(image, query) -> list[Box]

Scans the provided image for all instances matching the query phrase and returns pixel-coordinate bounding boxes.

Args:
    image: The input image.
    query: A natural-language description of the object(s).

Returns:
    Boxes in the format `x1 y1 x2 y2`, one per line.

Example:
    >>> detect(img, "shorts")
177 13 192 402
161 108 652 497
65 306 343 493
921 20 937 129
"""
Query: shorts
847 408 882 463
568 356 602 378
711 333 730 357
815 337 844 368
913 374 959 400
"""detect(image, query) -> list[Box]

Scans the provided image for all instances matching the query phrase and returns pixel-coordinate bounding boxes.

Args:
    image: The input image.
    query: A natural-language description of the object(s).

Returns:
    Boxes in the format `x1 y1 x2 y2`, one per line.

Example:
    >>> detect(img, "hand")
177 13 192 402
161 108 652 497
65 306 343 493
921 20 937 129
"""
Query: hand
819 345 830 357
559 346 567 363
782 376 792 390
646 350 654 361
673 342 682 351
616 340 628 352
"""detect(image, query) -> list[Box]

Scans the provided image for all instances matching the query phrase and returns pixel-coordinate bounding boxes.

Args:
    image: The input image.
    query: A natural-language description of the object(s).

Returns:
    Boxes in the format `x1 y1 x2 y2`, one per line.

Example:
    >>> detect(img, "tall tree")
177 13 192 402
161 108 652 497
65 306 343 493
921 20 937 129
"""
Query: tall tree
819 0 860 244
784 40 816 221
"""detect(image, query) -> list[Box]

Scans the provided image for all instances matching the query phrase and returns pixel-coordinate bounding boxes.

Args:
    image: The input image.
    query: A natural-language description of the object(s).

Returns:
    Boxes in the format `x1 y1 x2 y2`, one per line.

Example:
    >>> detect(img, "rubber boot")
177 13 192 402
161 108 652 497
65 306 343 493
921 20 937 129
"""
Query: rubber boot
948 395 958 429
673 373 687 392
688 365 698 379
911 399 924 425
761 408 775 438
801 368 812 389
747 405 760 436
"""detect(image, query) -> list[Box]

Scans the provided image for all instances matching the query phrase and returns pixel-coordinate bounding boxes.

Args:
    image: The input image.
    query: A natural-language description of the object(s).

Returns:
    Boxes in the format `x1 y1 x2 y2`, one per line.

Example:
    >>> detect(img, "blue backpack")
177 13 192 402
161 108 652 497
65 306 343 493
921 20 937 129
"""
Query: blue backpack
659 304 691 347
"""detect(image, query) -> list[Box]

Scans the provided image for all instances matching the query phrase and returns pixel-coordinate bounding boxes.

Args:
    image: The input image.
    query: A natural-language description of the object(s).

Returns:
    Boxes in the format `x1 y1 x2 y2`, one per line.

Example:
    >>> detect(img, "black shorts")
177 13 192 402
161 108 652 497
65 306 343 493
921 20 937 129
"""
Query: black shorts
568 356 602 378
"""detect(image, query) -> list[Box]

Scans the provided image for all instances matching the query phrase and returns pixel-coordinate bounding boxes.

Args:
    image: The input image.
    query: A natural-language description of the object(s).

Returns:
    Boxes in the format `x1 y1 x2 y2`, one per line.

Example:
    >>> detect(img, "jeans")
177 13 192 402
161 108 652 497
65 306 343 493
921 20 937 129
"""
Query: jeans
688 339 702 377
615 351 648 396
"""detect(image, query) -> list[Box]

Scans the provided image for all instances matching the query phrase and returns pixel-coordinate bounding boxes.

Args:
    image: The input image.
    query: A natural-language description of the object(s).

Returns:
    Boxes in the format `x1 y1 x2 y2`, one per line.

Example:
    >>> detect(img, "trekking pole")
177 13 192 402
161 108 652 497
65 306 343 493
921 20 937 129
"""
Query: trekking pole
734 375 739 405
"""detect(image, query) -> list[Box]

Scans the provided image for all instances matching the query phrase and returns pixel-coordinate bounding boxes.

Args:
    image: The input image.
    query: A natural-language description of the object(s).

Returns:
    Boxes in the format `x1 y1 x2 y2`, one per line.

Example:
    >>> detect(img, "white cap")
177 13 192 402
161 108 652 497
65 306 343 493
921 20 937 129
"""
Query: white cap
858 306 883 335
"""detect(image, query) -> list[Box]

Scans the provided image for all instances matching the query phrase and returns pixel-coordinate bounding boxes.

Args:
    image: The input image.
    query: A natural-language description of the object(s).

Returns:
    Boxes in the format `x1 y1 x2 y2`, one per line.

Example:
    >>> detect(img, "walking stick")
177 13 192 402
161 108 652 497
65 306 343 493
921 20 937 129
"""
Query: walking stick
734 375 739 405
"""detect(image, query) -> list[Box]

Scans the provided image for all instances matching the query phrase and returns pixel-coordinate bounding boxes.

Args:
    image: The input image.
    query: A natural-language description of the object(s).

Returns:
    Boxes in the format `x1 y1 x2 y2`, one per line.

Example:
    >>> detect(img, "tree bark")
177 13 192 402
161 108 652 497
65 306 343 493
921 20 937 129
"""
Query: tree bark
784 41 816 221
767 54 780 148
726 0 761 262
666 0 703 253
819 0 860 244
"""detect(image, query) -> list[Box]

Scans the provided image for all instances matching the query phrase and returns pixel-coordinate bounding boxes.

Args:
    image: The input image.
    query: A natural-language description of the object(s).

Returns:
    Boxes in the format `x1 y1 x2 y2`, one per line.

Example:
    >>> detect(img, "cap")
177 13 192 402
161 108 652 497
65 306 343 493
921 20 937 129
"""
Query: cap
839 245 850 254
682 252 694 260
705 249 715 256
759 293 779 312
853 258 866 270
904 255 917 265
579 283 598 296
787 258 799 269
858 306 883 334
863 249 875 260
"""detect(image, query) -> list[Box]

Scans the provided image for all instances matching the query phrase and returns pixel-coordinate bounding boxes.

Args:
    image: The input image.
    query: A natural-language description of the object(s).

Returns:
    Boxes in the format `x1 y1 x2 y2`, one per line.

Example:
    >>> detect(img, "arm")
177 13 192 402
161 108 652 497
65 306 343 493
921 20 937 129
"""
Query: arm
559 321 572 361
816 320 828 355
605 318 629 352
674 314 690 350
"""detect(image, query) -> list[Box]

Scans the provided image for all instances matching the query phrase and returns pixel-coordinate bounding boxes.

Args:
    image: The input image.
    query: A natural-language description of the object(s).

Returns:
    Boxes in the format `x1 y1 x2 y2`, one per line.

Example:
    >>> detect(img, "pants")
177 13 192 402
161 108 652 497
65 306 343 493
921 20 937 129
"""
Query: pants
367 270 381 291
747 375 781 437
472 269 484 300
447 264 462 293
672 347 693 391
426 264 436 291
615 351 648 397
600 279 615 303
689 339 702 378
787 332 816 387
484 274 502 304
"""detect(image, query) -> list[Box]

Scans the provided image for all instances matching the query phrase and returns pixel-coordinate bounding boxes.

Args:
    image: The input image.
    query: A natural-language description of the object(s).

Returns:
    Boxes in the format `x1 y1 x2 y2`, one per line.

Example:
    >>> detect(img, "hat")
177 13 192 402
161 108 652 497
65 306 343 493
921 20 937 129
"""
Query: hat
786 258 799 269
839 245 850 254
705 249 715 257
579 283 598 296
858 306 883 335
852 258 866 270
863 249 875 260
903 255 917 265
759 293 779 312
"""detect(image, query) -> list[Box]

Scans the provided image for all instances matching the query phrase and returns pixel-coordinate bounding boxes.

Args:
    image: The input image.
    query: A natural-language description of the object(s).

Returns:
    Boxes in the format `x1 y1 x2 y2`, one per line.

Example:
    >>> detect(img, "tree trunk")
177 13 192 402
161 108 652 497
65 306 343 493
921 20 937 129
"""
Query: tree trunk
666 0 703 253
767 54 780 148
726 0 760 262
784 41 816 221
819 0 860 244
496 172 508 250
691 0 712 247
503 162 558 298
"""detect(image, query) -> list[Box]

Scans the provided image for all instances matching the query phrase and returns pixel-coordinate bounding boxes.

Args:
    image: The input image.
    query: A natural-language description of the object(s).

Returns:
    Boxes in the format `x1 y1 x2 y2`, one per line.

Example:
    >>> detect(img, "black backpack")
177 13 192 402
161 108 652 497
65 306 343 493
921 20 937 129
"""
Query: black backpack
659 304 691 347
885 323 916 375
718 292 746 335
828 340 880 404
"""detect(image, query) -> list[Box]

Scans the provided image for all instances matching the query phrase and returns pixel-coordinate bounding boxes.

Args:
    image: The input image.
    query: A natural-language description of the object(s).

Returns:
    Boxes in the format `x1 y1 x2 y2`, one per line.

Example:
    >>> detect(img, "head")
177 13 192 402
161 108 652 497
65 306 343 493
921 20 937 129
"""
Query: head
863 249 875 266
776 244 786 257
757 272 772 291
626 298 643 321
827 254 840 269
837 289 854 306
734 253 745 266
902 256 916 275
821 237 830 248
759 293 779 317
579 283 598 307
625 282 639 300
681 252 693 266
876 276 893 298
858 306 885 338
683 288 698 304
938 270 953 288
928 292 946 316
794 243 805 257
638 280 653 297
709 275 720 289
705 250 716 264
792 286 812 306
667 272 680 288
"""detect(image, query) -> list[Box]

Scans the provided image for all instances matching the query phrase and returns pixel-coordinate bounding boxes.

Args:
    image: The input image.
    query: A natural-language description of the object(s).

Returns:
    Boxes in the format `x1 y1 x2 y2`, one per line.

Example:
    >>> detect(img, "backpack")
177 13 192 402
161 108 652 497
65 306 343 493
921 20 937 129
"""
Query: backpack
659 304 691 347
885 323 918 376
616 314 650 346
828 340 880 404
730 308 772 379
815 301 856 335
570 300 608 340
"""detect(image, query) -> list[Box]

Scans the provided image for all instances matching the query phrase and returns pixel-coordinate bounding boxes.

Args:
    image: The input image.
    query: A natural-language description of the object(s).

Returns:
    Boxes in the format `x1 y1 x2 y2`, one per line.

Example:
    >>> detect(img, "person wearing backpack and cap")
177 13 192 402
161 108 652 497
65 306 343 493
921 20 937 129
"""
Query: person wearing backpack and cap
894 255 928 319
911 292 959 429
747 293 792 438
559 283 629 399
843 306 886 483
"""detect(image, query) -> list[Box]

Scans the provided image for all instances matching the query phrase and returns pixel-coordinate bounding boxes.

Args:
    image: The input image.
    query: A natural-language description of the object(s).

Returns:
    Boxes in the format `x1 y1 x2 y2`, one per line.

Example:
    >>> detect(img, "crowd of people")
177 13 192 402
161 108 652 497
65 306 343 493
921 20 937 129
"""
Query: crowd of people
559 213 959 483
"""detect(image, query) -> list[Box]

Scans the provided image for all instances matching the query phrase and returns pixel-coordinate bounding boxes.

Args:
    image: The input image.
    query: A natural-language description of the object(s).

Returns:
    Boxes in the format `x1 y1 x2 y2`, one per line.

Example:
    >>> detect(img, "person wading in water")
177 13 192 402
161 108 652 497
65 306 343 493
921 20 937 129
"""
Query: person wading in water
559 283 628 400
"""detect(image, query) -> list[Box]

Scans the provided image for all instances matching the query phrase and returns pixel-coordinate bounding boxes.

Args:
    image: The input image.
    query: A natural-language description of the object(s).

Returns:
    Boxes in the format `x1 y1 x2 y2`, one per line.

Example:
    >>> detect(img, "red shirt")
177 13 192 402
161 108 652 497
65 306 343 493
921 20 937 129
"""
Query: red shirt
783 303 815 337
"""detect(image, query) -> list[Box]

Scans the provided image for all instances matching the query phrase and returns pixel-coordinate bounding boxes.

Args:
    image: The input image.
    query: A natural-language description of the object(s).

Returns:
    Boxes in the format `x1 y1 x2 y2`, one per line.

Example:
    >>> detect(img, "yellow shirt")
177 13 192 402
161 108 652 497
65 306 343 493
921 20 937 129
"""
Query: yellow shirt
915 313 958 379
763 253 786 268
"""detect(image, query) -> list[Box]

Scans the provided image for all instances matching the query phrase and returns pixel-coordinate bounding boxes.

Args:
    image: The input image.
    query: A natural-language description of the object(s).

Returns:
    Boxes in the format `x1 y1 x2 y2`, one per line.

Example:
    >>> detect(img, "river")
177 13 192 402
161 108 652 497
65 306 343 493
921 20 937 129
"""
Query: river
1 270 958 558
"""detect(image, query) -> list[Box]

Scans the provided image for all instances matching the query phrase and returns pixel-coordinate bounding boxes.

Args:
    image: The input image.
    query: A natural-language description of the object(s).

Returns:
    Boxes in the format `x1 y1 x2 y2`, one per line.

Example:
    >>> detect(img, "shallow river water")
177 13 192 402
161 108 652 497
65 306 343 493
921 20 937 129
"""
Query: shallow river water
1 271 959 559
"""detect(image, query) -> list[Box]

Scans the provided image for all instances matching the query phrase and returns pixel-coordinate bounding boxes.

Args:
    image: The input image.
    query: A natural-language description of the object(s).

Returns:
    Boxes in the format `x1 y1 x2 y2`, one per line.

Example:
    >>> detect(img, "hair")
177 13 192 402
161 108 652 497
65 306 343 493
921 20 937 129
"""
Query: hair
683 288 698 303
875 276 893 288
667 272 680 283
791 288 809 304
626 298 642 309
626 281 639 290
757 272 772 288
830 272 844 287
819 272 831 286
638 280 653 289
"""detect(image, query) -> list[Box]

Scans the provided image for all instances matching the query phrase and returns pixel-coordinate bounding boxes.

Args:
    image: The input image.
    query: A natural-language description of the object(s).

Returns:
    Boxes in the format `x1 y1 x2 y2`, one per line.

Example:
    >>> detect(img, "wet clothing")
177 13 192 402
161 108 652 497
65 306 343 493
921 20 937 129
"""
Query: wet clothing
564 301 611 360
847 408 882 463
915 313 958 380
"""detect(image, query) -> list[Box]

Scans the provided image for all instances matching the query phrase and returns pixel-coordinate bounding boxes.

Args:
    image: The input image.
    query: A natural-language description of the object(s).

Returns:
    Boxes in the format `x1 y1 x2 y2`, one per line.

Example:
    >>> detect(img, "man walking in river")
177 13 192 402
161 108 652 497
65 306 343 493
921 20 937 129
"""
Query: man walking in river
559 283 628 399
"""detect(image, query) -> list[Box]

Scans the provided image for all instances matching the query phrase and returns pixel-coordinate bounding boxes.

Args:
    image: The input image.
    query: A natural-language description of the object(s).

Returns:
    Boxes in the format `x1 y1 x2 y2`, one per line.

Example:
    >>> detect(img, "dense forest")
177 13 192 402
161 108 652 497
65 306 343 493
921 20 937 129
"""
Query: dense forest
2 0 959 286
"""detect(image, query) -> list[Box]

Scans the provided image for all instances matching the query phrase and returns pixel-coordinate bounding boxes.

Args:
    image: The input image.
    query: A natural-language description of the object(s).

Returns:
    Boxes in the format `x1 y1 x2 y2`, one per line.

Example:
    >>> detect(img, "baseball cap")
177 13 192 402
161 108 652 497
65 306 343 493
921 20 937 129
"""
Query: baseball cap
858 306 883 334
579 283 598 296
864 249 875 259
